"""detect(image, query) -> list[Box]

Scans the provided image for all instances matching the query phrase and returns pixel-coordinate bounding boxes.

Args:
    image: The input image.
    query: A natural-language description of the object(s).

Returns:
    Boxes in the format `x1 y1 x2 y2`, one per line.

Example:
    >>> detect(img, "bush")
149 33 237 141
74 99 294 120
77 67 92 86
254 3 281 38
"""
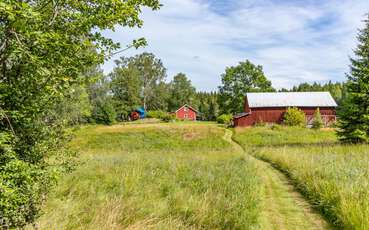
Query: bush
217 114 233 126
161 113 177 122
0 132 54 228
271 124 283 131
283 107 306 127
312 108 324 130
146 110 167 119
92 99 116 125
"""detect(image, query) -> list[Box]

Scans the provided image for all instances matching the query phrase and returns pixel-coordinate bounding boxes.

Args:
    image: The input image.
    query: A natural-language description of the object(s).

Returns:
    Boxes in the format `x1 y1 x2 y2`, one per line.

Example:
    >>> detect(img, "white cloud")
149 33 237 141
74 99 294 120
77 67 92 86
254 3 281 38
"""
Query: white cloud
102 0 369 91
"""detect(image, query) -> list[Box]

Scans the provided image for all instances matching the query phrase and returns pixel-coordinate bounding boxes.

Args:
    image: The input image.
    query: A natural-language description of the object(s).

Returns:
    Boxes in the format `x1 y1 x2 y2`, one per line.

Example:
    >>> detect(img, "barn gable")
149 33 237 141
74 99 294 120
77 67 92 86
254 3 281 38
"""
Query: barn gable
175 104 198 121
175 104 198 113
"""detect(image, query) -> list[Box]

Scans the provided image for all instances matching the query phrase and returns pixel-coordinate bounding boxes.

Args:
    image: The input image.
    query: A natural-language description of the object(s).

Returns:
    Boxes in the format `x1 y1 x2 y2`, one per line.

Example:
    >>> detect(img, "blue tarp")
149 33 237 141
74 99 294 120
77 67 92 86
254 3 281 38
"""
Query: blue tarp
135 107 146 119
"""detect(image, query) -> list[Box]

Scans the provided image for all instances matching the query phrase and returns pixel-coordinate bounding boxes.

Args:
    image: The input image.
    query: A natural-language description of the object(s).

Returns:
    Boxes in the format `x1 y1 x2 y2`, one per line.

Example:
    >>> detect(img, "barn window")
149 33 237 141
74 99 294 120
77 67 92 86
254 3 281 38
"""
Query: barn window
184 107 188 112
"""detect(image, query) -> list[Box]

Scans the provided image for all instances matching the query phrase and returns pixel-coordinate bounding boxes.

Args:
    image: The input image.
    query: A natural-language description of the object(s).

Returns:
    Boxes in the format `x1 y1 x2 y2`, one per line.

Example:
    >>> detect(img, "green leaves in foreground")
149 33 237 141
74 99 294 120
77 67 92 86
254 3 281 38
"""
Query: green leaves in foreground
1 0 160 227
0 132 54 227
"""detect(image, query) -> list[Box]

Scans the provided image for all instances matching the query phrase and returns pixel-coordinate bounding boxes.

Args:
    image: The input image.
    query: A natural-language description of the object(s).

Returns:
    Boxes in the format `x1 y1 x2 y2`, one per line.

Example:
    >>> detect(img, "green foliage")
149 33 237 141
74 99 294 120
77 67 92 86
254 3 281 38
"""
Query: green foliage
283 107 306 127
337 15 369 143
216 114 233 126
0 0 160 227
146 110 167 119
311 108 324 130
218 60 275 114
110 65 142 120
91 98 116 125
271 124 283 131
50 85 92 125
113 53 167 111
88 69 117 124
196 92 219 121
160 113 176 122
0 132 55 228
146 110 175 122
168 73 196 111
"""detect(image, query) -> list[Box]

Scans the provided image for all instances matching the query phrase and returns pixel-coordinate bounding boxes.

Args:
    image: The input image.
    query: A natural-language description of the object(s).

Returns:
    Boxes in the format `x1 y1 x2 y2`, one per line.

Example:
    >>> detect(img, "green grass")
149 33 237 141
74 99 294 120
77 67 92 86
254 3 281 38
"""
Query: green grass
234 126 369 230
35 123 263 229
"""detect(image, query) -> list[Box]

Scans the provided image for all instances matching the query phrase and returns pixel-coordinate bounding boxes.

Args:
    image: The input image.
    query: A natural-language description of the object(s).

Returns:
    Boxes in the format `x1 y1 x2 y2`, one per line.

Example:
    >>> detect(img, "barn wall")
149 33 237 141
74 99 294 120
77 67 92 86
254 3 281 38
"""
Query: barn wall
243 96 251 113
234 107 336 127
175 107 197 121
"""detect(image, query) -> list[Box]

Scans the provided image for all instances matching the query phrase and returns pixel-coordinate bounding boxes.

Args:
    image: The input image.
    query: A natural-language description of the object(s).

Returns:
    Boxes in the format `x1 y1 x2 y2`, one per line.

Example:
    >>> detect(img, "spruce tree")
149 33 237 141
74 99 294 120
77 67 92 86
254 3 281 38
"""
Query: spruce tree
337 14 369 143
312 108 324 130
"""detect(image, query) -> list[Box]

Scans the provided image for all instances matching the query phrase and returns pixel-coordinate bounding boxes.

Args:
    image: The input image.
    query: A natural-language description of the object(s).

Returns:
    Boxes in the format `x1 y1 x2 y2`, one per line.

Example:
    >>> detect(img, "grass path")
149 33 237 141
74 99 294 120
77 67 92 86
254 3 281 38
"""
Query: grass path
224 129 331 230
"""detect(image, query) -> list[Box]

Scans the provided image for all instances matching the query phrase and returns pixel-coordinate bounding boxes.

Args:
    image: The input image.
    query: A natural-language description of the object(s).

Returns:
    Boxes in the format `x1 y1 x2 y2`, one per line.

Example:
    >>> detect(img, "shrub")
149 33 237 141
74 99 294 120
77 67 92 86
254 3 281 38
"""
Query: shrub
283 107 306 127
92 99 116 125
217 114 233 126
271 124 283 131
312 108 324 130
0 132 54 228
161 113 176 122
146 110 167 119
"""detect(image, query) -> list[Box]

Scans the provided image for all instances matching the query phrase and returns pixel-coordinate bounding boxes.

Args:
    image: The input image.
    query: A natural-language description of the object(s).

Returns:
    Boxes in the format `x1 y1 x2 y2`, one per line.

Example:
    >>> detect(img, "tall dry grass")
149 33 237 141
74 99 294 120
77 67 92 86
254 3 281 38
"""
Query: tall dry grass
34 123 263 230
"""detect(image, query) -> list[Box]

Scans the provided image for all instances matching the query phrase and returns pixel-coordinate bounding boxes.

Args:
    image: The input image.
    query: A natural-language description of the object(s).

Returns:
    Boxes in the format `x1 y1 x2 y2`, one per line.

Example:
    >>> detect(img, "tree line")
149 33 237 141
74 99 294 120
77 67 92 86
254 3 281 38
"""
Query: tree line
66 55 347 125
61 52 221 125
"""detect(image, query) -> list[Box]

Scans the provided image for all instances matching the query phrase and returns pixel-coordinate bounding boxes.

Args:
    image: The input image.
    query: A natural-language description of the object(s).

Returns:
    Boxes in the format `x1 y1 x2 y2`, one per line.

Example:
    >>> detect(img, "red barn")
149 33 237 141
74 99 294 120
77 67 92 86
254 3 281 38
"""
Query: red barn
175 104 198 121
234 92 337 127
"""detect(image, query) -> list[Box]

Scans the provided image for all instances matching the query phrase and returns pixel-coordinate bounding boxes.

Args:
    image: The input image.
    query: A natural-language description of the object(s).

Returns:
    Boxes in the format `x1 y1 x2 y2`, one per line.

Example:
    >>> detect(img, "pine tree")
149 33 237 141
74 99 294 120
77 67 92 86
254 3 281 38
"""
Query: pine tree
337 15 369 143
312 108 324 130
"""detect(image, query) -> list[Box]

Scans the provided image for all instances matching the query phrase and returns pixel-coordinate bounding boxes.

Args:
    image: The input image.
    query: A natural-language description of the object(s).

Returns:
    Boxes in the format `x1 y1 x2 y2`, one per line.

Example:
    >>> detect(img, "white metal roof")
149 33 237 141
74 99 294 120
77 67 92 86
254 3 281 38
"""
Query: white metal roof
246 92 337 108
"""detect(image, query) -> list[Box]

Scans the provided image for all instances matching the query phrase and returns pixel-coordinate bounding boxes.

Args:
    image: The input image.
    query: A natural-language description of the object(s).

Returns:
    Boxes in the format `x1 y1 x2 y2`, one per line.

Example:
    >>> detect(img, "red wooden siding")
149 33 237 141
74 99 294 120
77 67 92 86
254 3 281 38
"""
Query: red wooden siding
175 105 197 121
234 107 336 127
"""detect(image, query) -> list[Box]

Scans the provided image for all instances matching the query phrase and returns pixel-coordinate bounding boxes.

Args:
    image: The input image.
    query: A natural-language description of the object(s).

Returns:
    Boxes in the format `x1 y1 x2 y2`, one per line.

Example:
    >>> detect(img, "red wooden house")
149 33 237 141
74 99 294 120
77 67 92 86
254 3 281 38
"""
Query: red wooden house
175 104 198 121
234 92 337 127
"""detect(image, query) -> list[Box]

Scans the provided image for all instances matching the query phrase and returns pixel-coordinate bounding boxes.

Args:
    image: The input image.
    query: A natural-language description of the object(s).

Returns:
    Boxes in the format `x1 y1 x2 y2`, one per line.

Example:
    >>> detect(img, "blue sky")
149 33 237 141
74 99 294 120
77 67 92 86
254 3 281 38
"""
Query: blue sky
102 0 369 91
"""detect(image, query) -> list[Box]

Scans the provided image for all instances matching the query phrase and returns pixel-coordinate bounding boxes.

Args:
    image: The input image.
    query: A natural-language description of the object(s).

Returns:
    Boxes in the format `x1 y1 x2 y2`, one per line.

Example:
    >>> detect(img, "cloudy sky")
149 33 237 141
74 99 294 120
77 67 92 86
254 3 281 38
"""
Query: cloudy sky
102 0 369 91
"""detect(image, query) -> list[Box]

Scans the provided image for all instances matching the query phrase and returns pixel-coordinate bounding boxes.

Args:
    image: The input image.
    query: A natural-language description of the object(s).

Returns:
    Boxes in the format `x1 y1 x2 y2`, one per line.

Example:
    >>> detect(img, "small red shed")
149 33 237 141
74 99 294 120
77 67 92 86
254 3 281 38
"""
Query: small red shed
234 92 337 127
175 104 198 121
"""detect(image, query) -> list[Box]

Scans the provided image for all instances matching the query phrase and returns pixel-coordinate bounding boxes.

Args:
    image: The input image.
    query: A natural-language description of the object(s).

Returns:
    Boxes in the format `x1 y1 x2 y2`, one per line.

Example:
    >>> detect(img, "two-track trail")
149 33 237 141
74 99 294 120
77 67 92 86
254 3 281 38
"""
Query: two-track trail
223 129 331 230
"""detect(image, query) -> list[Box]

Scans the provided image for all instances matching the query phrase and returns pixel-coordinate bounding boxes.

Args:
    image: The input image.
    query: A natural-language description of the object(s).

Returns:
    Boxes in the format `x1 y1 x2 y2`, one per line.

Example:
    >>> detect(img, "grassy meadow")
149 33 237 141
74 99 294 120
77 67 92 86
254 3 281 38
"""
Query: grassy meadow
34 123 263 229
233 126 369 230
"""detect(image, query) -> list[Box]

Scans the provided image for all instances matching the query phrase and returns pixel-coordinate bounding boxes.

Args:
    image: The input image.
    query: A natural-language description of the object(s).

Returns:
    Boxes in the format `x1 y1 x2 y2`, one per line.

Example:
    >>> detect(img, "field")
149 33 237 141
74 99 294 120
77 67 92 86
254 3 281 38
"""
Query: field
33 123 263 229
233 126 369 230
31 123 369 230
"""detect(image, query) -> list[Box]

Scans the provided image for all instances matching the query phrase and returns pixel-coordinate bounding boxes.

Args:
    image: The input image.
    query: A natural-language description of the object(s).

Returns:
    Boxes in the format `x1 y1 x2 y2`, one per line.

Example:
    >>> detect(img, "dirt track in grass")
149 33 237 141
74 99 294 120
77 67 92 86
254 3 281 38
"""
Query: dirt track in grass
224 129 331 230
